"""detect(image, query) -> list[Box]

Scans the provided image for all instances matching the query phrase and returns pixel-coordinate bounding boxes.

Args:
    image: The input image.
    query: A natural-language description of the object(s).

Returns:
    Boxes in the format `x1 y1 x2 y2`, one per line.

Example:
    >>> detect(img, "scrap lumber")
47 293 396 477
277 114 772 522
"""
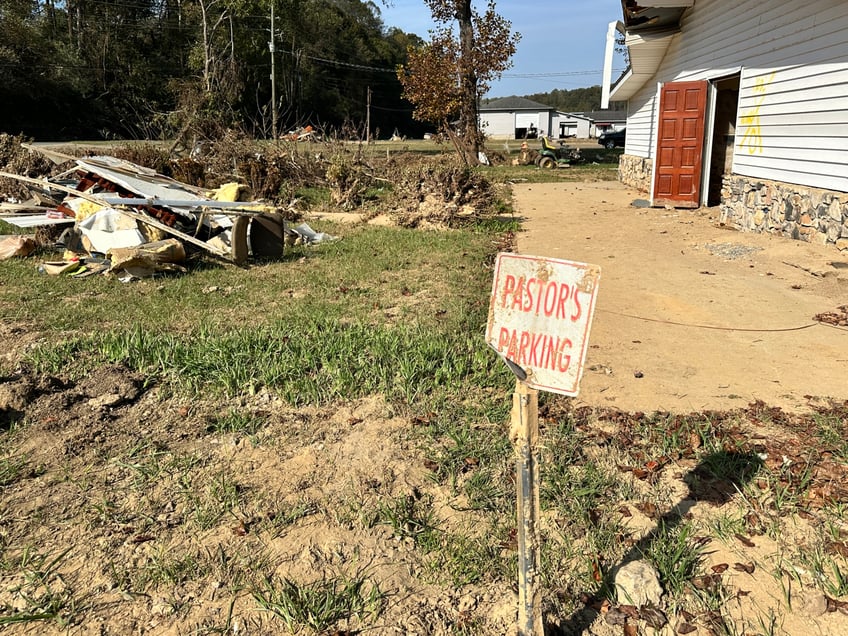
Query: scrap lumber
0 171 232 261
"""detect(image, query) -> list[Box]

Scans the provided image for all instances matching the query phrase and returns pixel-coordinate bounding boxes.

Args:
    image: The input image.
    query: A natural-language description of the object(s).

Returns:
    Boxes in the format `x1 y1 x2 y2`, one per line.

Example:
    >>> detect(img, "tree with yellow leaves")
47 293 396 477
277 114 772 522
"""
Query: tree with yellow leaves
398 0 519 164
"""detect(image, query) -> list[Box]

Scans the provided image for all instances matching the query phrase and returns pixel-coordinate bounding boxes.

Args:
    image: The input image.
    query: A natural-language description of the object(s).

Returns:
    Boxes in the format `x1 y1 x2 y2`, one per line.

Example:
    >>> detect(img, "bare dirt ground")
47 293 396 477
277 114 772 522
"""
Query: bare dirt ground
512 181 848 414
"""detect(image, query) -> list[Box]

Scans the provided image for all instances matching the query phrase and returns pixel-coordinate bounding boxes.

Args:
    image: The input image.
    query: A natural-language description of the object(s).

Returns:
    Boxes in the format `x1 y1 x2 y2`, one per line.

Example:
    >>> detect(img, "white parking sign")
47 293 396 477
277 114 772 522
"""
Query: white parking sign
486 253 601 396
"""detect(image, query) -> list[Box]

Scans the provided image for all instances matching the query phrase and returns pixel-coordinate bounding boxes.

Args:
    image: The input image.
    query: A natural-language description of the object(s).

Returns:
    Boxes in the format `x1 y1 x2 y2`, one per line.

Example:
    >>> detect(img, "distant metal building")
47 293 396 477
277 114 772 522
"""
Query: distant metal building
551 112 593 139
479 97 556 139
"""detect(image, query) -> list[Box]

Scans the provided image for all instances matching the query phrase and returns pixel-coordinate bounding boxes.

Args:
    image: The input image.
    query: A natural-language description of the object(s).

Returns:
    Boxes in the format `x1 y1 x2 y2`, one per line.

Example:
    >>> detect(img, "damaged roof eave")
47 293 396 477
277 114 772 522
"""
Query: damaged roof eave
620 0 693 31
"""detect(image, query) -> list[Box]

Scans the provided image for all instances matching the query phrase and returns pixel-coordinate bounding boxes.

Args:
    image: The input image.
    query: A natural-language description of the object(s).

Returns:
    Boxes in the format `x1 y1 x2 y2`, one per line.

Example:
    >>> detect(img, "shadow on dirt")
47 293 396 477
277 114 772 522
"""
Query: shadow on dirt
549 449 764 635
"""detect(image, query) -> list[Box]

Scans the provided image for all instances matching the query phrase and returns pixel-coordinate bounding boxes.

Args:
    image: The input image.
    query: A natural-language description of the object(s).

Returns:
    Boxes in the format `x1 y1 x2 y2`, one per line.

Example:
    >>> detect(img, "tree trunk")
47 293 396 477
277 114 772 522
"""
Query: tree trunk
457 0 480 165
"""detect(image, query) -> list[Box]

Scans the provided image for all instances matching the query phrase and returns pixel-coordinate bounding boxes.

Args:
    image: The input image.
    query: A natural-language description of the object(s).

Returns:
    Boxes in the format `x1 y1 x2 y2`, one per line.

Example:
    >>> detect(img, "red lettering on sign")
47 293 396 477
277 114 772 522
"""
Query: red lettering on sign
522 278 534 312
495 329 573 373
543 282 558 316
517 331 531 361
501 275 516 308
556 284 570 319
500 274 583 323
506 329 519 360
571 289 582 321
498 327 510 352
511 276 526 311
557 338 572 372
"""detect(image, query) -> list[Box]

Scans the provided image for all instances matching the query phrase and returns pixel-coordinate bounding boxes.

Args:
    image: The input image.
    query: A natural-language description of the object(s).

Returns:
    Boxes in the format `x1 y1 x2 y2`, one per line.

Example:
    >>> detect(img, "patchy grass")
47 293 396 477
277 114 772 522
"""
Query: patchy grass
0 219 32 236
253 573 383 633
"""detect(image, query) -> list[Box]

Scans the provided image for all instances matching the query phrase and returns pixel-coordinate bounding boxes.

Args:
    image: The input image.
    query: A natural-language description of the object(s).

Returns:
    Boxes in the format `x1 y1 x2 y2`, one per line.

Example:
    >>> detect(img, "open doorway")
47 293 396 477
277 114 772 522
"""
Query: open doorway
706 75 740 206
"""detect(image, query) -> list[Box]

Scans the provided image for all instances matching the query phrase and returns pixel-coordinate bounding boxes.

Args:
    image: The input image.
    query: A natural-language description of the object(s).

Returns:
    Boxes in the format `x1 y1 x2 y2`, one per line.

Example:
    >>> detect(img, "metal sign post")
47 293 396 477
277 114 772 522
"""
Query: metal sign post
486 252 601 636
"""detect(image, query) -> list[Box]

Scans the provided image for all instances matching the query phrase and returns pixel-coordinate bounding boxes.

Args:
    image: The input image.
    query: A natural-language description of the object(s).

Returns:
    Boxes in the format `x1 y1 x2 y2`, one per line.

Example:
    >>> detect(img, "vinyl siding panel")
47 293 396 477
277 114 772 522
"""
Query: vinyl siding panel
622 92 657 157
623 0 848 193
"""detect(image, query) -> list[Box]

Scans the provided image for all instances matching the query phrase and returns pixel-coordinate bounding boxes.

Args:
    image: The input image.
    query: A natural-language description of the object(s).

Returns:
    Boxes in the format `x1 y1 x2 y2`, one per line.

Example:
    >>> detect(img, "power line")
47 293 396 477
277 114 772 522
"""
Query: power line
295 52 398 74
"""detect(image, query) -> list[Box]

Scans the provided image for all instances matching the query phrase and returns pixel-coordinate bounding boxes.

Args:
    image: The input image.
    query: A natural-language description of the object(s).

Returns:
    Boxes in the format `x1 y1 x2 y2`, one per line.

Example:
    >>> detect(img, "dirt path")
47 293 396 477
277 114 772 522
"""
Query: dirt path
513 181 848 413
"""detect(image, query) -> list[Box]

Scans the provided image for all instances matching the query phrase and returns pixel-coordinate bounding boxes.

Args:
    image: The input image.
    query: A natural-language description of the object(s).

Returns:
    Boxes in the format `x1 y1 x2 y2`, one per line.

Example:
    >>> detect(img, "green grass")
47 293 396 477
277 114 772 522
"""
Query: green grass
0 219 33 236
419 411 512 511
180 471 244 530
427 529 514 587
639 520 705 599
253 573 383 633
378 491 440 548
0 454 30 487
2 222 500 335
478 154 621 184
0 546 78 627
206 408 269 436
812 412 848 460
24 319 506 403
12 222 512 406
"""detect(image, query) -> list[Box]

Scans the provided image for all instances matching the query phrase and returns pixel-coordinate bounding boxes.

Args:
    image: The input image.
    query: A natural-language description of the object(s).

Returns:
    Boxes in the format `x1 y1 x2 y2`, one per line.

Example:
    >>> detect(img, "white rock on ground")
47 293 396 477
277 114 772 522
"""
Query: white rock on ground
613 560 663 607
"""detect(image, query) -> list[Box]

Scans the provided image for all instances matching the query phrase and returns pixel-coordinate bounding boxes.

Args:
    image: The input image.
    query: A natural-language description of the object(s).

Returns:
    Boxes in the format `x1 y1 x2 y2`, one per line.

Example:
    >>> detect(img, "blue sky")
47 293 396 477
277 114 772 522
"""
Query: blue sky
378 0 626 98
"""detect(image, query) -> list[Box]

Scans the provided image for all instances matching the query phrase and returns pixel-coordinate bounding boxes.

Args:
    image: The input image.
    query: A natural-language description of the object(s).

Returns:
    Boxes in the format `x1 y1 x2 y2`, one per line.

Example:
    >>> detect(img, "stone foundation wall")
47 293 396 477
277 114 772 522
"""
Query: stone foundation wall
618 154 652 192
720 175 848 251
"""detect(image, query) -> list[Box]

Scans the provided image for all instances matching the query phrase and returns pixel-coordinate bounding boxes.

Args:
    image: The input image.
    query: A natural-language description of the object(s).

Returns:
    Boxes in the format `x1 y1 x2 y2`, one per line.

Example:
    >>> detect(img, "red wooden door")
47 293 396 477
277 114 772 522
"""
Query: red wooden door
653 81 708 208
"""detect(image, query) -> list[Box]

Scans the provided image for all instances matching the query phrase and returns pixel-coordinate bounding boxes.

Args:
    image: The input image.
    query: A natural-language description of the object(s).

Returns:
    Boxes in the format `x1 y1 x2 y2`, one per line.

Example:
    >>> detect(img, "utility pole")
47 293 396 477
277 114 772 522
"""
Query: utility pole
269 2 277 142
366 86 372 144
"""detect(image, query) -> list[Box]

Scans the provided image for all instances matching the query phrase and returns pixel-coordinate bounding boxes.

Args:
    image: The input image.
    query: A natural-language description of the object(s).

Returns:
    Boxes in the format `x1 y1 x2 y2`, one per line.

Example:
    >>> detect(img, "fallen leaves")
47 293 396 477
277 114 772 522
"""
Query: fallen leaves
640 606 668 629
826 596 848 614
691 574 722 592
732 561 755 574
602 604 666 632
813 305 848 326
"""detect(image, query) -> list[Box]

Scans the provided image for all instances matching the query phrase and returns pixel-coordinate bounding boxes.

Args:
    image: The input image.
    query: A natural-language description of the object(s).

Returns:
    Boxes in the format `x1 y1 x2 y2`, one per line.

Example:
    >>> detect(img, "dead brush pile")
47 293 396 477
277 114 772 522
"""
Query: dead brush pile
185 130 325 202
105 131 326 208
382 155 500 228
0 134 55 200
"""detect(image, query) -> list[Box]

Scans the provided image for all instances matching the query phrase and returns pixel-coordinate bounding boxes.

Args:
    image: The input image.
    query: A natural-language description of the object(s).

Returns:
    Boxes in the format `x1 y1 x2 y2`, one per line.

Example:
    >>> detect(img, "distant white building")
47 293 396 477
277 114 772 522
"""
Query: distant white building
479 97 555 139
580 110 627 138
602 0 848 249
551 112 593 139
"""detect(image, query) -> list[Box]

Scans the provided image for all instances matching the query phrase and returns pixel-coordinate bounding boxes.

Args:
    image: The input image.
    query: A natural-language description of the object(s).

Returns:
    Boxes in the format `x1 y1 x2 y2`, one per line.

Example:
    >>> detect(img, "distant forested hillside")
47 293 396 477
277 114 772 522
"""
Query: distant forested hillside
484 86 625 113
0 0 424 141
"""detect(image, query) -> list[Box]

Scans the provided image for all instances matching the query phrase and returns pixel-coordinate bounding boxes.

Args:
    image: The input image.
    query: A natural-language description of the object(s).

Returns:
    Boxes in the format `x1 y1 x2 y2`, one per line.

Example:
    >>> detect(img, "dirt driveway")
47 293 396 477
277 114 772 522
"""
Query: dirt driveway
513 181 848 414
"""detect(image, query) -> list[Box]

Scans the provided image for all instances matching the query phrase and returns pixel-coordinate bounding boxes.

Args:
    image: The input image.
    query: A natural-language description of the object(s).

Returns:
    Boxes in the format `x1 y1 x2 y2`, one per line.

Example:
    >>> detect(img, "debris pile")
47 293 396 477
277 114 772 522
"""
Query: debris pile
814 305 848 327
0 147 310 279
385 156 498 228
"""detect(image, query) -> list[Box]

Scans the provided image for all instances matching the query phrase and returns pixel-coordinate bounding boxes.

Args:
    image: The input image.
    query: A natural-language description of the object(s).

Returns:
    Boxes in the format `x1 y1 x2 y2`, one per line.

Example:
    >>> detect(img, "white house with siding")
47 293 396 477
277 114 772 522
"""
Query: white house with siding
479 97 593 139
602 0 848 249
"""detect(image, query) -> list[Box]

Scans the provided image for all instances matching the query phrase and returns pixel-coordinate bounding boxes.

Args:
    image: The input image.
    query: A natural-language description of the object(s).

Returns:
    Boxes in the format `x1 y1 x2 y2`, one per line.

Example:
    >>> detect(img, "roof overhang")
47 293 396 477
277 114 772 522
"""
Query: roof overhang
602 1 693 106
610 27 680 102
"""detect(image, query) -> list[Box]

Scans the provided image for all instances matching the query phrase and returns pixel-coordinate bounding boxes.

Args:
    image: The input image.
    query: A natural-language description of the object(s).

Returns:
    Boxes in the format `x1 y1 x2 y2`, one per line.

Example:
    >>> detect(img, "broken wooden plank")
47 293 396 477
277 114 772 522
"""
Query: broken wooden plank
0 171 232 261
